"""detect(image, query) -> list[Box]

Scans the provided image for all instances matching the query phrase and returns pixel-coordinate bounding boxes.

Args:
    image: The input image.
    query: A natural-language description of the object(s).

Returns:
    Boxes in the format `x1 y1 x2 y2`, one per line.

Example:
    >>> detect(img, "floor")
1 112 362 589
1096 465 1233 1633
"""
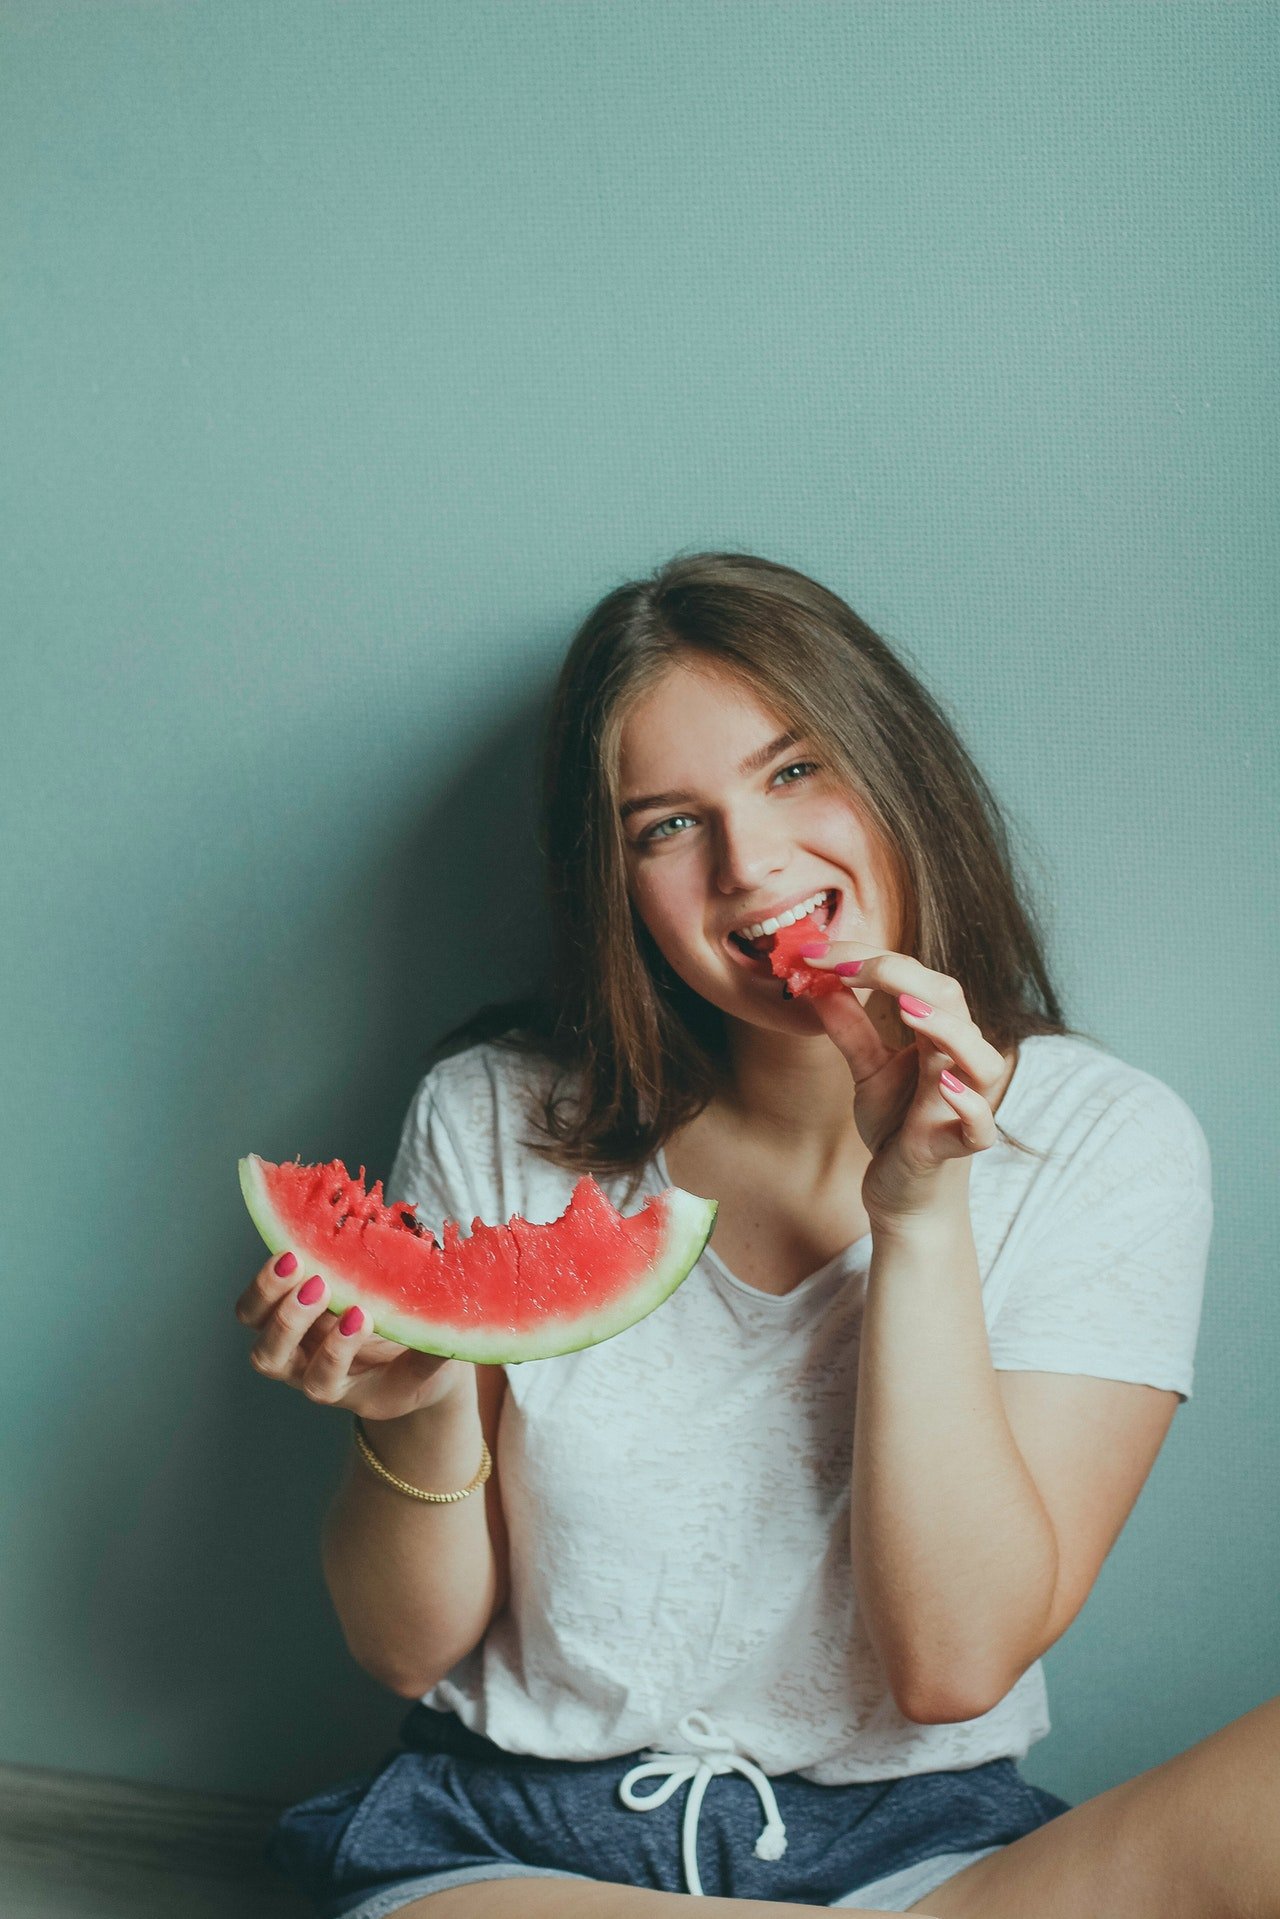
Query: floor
0 1842 312 1919
0 1763 312 1919
0 1847 311 1919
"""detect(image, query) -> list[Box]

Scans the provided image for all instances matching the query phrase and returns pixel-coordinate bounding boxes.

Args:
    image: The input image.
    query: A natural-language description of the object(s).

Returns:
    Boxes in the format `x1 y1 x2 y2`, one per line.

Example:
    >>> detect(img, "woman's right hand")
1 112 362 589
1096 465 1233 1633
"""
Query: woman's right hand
235 1253 472 1421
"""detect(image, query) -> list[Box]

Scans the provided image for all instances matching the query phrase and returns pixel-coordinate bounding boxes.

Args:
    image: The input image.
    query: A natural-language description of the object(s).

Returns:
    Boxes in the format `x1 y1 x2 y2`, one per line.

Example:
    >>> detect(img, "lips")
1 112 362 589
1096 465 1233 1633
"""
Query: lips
724 889 840 969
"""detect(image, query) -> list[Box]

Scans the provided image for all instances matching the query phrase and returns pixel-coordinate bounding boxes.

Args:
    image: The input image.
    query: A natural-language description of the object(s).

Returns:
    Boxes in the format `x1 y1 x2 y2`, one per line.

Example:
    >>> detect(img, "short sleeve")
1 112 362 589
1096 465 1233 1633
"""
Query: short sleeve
987 1079 1213 1403
385 1063 485 1231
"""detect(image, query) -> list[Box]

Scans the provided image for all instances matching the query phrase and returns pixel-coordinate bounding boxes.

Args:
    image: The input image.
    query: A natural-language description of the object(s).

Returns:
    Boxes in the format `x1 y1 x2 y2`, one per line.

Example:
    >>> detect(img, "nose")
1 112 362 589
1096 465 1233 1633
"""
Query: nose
712 812 788 896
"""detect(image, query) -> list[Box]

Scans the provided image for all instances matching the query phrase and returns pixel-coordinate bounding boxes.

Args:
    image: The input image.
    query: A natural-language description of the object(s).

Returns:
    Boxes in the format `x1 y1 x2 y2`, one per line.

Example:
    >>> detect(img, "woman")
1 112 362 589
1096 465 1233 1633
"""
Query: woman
247 552 1278 1917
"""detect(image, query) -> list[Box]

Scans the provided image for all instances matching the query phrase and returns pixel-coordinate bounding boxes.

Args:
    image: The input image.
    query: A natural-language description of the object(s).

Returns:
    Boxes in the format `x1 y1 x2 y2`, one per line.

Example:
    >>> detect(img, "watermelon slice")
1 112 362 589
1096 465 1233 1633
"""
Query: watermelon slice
769 911 845 1001
238 1155 717 1364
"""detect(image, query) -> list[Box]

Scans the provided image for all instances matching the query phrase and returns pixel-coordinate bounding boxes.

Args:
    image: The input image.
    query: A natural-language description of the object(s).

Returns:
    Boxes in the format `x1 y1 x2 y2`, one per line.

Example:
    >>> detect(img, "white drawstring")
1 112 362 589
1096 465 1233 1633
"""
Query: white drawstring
616 1710 787 1898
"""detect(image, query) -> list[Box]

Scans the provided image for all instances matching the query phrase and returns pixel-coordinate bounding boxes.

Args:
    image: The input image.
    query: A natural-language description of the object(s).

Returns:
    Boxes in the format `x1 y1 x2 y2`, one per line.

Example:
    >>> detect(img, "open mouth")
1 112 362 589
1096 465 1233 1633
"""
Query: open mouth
726 889 839 966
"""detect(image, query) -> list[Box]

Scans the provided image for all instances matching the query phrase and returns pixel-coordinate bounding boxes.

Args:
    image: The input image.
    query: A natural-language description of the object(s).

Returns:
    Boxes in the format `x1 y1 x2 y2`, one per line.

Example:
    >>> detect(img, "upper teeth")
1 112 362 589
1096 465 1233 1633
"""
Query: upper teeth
734 889 830 941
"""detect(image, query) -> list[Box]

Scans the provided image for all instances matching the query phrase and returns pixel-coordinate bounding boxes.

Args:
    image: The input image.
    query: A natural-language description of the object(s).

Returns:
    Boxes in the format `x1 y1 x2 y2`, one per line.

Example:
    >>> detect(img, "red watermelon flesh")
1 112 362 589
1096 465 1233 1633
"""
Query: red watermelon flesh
768 911 846 1000
238 1155 717 1364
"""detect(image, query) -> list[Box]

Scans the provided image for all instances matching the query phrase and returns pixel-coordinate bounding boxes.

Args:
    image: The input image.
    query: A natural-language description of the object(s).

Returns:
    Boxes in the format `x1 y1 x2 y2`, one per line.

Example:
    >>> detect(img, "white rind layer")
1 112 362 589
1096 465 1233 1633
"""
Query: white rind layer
238 1156 717 1364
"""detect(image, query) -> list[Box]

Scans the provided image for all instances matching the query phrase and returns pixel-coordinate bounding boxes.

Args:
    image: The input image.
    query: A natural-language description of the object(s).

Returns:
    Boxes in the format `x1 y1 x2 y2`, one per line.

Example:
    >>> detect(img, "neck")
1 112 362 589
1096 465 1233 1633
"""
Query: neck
712 1023 866 1176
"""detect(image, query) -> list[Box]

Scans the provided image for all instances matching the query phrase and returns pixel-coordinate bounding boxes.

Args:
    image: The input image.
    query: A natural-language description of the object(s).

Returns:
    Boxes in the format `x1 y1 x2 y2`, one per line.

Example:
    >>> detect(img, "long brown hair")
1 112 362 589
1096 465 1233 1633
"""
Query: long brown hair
428 551 1094 1204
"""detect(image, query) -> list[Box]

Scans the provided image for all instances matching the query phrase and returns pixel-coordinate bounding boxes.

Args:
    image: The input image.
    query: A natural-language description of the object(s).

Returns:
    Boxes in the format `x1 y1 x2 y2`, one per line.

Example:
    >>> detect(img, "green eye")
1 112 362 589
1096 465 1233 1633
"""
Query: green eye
644 813 696 842
637 761 820 843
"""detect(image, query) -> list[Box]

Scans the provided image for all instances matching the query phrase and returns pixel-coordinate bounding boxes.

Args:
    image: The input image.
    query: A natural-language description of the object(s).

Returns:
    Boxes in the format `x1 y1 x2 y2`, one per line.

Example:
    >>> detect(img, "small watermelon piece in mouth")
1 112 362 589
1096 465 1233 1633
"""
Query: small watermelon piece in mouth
768 911 846 1000
238 1155 718 1364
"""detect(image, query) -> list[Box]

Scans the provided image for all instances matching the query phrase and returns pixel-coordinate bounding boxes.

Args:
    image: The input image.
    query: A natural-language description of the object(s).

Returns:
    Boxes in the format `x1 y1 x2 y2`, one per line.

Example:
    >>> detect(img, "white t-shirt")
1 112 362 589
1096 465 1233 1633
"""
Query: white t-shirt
385 1031 1212 1784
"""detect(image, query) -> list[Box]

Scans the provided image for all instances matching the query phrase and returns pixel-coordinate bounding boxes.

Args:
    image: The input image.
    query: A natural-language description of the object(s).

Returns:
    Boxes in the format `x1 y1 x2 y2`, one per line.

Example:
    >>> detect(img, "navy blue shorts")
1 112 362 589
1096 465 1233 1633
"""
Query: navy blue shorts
266 1703 1071 1916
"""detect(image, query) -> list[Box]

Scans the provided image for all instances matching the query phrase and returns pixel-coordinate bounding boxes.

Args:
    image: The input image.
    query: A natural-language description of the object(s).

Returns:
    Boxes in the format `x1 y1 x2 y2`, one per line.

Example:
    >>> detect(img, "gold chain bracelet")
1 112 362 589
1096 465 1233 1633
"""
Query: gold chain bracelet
352 1414 492 1504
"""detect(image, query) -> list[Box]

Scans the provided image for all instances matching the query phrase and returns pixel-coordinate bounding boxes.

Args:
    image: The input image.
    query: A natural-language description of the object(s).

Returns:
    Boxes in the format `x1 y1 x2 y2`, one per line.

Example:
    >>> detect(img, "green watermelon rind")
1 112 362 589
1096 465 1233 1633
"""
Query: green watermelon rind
238 1155 717 1365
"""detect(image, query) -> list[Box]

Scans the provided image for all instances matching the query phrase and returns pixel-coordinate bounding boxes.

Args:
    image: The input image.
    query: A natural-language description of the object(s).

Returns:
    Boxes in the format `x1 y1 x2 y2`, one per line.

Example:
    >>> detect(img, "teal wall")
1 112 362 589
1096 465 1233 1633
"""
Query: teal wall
3 2 1276 1809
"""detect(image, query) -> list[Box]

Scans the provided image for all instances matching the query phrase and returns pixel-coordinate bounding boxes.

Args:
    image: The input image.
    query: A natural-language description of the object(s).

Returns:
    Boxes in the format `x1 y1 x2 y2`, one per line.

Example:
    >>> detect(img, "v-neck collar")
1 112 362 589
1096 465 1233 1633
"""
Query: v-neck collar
650 1038 1035 1304
653 1143 871 1305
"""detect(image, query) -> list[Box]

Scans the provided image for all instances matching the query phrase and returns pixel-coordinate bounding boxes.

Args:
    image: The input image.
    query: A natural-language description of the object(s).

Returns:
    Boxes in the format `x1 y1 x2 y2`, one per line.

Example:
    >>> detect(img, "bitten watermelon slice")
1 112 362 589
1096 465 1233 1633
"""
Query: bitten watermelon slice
238 1156 717 1364
769 911 845 1000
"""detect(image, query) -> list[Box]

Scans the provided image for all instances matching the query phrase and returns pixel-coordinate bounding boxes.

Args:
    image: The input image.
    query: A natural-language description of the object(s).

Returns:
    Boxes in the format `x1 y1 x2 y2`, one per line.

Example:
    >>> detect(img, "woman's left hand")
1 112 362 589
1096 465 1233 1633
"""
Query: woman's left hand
797 939 1009 1228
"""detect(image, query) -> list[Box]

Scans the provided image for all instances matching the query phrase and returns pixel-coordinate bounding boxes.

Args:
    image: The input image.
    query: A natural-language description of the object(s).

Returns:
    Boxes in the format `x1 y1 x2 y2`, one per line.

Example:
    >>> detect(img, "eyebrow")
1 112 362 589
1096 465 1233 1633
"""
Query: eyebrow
619 730 800 822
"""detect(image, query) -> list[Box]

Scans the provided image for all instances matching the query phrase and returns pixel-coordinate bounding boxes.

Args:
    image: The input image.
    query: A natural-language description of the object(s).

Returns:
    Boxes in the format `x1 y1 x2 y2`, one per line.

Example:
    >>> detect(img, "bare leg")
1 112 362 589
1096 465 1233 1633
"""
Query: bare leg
346 1696 1280 1918
914 1693 1280 1919
395 1885 935 1916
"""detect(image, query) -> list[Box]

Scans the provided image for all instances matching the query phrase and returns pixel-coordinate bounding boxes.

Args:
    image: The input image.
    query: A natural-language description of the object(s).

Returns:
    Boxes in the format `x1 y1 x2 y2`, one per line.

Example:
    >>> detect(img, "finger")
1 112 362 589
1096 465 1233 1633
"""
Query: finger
247 1272 335 1381
309 1319 405 1362
933 1058 998 1152
807 972 902 1082
893 996 1006 1089
801 944 971 1019
297 1304 375 1405
235 1251 308 1329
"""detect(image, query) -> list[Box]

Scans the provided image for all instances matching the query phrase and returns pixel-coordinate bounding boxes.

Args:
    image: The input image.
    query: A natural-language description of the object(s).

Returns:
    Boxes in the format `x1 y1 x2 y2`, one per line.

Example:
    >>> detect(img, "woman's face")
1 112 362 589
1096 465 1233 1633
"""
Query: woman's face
618 658 903 1036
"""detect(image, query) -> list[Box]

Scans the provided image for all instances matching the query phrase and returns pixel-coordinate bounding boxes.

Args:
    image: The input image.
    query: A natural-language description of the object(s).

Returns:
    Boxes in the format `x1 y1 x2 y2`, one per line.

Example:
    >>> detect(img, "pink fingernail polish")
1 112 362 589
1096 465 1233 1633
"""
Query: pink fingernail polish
940 1069 967 1094
273 1252 297 1277
797 942 827 958
900 993 933 1017
298 1276 324 1305
834 960 862 976
340 1306 364 1336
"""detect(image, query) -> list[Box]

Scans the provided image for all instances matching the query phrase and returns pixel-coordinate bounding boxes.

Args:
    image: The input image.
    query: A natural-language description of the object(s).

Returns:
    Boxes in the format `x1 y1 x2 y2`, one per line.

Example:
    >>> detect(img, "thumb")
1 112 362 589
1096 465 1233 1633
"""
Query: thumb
806 978 901 1085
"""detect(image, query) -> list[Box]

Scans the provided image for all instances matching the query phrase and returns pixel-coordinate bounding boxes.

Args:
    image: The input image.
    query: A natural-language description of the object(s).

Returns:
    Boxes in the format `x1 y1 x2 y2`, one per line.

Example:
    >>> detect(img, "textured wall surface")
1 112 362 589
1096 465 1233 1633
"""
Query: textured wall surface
2 1 1275 1808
